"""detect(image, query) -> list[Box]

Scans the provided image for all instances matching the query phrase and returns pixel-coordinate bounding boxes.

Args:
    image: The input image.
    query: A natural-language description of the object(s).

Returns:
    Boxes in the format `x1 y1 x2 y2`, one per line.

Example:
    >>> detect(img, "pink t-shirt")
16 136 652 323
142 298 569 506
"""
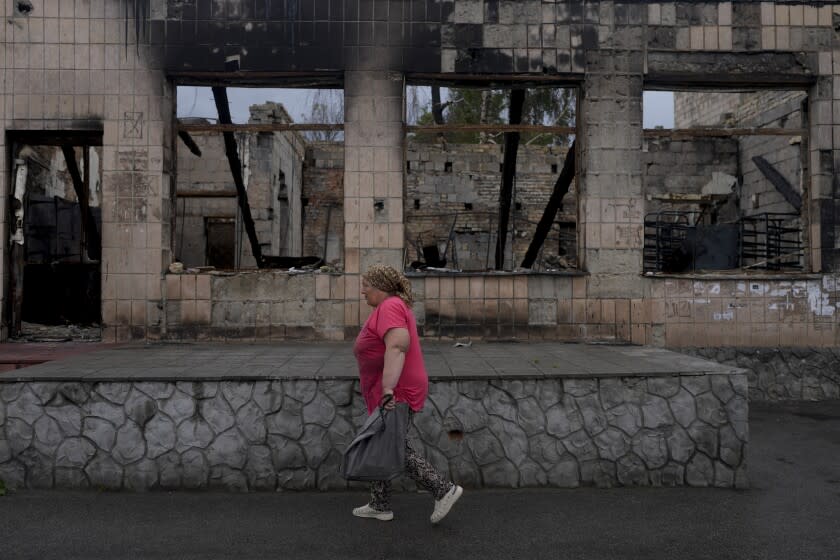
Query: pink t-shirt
353 296 429 414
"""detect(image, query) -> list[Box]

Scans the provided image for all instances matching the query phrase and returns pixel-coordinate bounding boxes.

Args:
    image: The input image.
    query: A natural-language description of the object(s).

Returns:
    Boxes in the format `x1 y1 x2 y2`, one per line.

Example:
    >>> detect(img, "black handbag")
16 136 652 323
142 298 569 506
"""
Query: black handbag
340 395 409 481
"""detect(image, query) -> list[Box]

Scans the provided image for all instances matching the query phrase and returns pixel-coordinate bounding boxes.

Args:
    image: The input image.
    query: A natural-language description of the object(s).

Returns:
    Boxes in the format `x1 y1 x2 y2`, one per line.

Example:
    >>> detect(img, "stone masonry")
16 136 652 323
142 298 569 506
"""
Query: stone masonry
176 104 306 268
682 347 840 402
0 372 748 491
674 90 807 219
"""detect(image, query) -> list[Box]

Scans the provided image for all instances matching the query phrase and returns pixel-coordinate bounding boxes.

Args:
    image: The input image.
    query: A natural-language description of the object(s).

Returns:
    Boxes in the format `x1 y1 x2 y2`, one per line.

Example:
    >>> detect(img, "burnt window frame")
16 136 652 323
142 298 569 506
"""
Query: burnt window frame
171 73 345 272
403 75 582 274
641 82 813 276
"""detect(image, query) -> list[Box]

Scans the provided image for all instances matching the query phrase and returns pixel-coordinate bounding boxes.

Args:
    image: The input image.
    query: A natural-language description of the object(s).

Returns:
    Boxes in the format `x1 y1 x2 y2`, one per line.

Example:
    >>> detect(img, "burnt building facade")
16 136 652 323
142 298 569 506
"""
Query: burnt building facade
1 0 839 351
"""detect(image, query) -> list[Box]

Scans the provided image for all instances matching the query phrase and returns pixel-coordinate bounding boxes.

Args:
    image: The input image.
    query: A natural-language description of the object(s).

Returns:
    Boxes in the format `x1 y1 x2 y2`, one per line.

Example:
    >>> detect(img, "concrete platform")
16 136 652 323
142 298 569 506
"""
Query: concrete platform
0 342 748 491
0 342 742 381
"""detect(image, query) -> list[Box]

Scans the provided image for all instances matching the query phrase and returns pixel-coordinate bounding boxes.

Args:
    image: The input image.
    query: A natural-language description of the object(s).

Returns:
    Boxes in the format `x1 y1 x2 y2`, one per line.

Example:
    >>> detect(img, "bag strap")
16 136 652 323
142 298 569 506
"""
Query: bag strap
376 393 394 432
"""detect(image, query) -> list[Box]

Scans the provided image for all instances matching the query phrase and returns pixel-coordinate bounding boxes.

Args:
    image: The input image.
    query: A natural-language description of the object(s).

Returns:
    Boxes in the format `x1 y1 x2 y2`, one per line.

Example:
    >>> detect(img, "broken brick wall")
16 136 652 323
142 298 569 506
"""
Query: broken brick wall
176 123 305 268
294 141 577 272
405 143 576 271
302 143 344 266
642 137 739 217
175 131 237 267
248 103 306 260
675 91 806 218
734 95 807 220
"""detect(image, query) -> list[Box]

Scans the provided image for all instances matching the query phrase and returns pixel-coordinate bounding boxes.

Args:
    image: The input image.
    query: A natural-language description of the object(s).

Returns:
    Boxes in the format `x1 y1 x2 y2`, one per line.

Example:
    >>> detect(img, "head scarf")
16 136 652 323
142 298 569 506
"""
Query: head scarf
363 264 414 308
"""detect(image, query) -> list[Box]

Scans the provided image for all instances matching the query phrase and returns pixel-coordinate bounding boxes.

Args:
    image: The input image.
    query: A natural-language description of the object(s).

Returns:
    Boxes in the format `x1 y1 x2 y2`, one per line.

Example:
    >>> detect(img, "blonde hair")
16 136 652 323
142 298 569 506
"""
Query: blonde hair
363 264 414 308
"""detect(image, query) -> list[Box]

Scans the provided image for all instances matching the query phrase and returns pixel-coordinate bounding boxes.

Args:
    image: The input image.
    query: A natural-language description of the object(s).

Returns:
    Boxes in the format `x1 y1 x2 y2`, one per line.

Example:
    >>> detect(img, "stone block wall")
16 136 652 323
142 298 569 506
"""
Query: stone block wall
405 143 576 270
643 275 840 347
162 271 345 341
302 143 345 266
176 123 306 268
642 137 739 215
151 271 840 348
673 90 806 220
0 372 749 491
298 141 577 271
675 90 808 130
682 347 840 402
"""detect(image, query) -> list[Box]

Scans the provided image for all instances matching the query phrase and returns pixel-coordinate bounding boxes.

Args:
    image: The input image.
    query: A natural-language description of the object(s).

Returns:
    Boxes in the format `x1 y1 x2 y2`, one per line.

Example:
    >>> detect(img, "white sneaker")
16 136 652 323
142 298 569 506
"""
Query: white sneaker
430 485 463 524
352 503 394 521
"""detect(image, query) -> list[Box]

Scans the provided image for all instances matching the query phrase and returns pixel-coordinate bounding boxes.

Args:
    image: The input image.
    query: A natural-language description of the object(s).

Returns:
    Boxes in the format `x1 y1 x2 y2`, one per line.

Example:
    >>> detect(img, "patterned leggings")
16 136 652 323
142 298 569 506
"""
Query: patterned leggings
369 413 453 511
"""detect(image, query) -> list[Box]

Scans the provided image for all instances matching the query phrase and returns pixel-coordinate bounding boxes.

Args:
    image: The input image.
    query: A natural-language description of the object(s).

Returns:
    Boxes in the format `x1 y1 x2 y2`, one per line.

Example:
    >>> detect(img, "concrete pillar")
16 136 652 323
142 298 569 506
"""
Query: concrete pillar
100 53 174 342
580 50 646 298
809 48 840 272
342 70 405 330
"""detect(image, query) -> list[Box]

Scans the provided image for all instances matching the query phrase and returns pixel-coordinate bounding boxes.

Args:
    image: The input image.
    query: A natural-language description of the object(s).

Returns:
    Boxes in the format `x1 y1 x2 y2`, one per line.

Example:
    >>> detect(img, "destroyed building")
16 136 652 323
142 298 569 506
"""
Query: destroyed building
1 0 839 357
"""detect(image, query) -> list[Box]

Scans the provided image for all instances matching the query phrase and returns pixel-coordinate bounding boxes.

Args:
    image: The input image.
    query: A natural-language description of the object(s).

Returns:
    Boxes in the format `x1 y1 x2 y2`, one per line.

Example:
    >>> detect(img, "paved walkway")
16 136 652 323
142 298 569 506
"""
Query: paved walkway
1 400 838 560
0 341 741 381
0 341 109 373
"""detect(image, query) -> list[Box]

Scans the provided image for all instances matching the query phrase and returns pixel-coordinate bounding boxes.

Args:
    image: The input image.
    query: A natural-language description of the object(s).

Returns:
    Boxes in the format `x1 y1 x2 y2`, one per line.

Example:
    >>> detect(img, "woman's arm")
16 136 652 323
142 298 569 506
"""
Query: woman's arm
381 327 410 408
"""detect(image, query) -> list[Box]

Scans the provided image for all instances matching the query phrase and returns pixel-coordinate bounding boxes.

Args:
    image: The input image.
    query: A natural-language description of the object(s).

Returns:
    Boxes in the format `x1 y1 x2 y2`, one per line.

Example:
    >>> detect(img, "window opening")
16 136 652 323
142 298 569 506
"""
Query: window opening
642 89 808 273
405 82 578 273
175 85 344 271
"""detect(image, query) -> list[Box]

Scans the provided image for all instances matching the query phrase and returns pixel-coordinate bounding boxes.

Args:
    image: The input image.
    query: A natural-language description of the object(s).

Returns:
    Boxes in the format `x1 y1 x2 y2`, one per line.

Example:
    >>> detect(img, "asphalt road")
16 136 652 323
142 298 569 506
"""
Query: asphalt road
1 401 839 560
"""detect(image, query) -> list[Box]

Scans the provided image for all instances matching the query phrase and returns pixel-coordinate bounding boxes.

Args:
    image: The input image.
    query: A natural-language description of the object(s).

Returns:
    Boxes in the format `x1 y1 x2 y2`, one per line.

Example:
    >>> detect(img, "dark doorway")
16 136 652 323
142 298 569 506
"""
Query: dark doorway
205 217 236 269
7 131 103 340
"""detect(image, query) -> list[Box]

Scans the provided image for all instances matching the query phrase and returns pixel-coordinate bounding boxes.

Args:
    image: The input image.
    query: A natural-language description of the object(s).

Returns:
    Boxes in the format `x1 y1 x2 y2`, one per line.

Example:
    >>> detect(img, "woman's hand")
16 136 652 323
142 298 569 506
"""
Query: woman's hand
381 389 396 410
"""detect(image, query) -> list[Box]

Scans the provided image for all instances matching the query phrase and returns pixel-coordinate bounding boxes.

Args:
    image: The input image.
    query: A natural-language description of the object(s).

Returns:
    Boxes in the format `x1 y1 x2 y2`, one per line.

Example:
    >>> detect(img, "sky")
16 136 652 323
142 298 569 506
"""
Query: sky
177 87 676 128
643 91 676 128
177 87 333 124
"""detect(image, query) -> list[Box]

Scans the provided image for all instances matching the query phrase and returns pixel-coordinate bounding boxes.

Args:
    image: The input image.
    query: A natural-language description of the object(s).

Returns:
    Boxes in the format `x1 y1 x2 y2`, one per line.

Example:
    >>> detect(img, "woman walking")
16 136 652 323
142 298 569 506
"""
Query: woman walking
352 264 463 523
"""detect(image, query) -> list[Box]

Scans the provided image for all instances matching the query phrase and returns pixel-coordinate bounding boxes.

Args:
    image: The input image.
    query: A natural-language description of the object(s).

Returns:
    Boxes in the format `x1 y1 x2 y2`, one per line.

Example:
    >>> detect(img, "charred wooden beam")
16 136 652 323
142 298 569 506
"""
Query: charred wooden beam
211 86 264 267
61 144 101 261
408 124 576 134
177 130 203 157
521 141 577 269
7 130 102 146
431 86 446 125
178 122 344 133
495 88 526 270
644 128 803 139
752 155 803 211
407 73 583 87
176 191 238 198
169 71 343 88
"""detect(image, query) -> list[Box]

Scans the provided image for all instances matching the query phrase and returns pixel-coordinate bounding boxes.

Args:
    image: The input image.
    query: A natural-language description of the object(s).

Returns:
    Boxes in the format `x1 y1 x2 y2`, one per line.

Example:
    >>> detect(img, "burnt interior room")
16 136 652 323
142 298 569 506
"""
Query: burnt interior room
404 80 579 273
642 87 808 274
6 131 103 340
174 82 345 272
